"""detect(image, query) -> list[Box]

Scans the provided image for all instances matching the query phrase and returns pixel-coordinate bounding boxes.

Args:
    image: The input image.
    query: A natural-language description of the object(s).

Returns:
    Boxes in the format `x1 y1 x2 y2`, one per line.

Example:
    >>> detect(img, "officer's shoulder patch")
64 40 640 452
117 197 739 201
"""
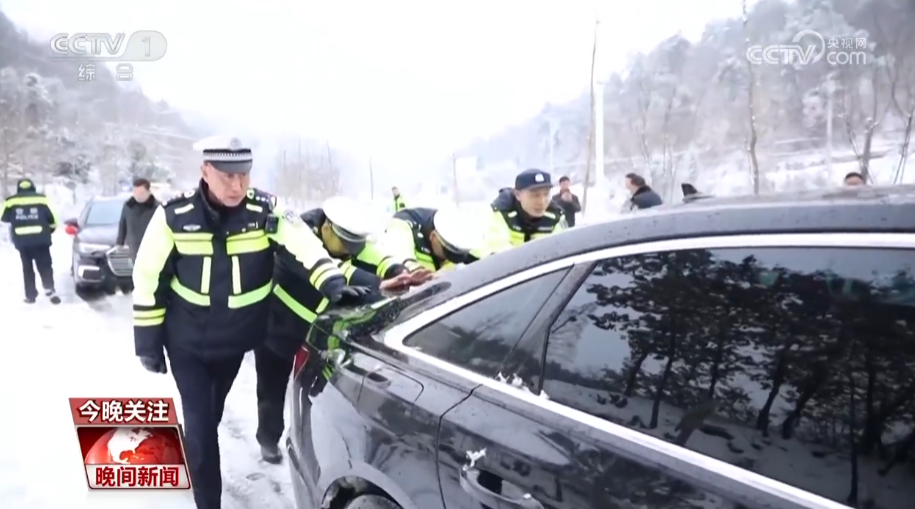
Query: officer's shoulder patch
247 188 277 209
164 190 195 207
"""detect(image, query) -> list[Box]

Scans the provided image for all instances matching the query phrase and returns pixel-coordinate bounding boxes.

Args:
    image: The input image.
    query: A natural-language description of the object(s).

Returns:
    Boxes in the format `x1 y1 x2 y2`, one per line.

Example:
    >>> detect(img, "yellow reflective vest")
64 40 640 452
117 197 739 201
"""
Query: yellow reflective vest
483 189 565 253
271 207 405 328
132 183 345 359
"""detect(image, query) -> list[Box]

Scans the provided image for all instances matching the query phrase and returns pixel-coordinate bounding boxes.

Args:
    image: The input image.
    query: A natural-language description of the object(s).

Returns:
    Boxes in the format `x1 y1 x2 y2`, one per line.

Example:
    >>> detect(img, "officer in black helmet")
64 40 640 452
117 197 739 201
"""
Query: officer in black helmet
131 136 366 509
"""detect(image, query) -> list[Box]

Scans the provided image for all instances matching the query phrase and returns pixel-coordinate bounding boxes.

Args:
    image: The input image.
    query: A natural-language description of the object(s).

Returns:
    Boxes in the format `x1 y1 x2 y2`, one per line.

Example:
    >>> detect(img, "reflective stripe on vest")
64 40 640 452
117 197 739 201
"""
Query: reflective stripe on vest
169 230 272 308
272 284 329 323
14 225 45 235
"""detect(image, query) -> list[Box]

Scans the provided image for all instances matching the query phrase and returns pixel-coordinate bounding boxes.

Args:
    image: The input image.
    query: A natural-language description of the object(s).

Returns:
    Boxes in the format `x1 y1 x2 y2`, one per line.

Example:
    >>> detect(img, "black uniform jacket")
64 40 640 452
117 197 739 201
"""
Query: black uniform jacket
1 178 57 250
132 181 345 360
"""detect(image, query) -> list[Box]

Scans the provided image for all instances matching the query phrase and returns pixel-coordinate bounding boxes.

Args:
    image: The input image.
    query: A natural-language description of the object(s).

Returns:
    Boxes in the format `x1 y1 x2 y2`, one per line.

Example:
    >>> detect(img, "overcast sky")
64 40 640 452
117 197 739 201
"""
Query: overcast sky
3 0 740 166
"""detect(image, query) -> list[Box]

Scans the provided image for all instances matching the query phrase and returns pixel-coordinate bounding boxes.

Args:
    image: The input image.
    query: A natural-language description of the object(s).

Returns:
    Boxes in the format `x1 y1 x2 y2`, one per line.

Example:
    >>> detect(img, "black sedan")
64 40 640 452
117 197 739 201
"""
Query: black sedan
64 194 133 292
286 184 915 509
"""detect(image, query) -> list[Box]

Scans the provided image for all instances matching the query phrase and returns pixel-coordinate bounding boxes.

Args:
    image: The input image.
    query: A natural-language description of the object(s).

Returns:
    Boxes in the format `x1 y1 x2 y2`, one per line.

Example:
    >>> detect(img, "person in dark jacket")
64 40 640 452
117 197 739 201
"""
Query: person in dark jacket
844 172 866 186
1 178 60 304
116 178 160 260
625 172 663 211
552 175 582 227
392 186 407 211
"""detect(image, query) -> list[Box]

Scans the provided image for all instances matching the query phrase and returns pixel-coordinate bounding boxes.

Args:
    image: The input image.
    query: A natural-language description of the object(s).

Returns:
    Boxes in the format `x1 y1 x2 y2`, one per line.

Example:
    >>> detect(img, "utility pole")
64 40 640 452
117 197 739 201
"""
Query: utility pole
452 154 459 205
369 156 375 200
825 75 834 179
593 9 605 195
548 118 556 173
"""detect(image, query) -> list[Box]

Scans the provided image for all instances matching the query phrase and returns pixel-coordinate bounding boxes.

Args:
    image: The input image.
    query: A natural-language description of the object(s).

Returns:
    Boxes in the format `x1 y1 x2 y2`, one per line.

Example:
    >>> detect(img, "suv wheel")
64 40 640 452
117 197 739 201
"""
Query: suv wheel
344 495 399 509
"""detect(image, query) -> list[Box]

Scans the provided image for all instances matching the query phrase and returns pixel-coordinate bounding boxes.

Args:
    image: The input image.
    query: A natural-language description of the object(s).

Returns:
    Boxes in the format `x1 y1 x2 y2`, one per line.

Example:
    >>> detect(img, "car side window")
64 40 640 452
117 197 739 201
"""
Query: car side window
78 202 90 226
542 247 915 509
404 269 567 377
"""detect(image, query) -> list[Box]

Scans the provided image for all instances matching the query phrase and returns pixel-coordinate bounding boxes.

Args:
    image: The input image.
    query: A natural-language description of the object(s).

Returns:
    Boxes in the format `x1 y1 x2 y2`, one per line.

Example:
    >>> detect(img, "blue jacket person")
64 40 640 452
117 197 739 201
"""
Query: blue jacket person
1 178 60 304
256 195 418 463
131 136 365 509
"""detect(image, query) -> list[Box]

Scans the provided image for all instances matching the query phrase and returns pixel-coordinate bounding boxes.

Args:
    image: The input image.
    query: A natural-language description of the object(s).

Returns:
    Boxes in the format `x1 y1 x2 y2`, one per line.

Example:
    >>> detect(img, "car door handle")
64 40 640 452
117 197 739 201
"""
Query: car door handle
459 467 544 509
364 370 391 386
342 362 392 388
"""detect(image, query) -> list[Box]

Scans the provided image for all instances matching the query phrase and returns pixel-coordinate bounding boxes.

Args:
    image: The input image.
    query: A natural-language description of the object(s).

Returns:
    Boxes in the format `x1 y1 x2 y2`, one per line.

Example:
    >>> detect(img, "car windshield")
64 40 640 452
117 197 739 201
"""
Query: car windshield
84 199 125 226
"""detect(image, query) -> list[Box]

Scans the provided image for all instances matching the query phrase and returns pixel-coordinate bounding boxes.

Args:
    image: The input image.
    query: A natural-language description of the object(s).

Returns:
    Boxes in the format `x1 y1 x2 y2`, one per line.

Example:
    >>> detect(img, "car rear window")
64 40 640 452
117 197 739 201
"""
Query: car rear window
85 199 125 226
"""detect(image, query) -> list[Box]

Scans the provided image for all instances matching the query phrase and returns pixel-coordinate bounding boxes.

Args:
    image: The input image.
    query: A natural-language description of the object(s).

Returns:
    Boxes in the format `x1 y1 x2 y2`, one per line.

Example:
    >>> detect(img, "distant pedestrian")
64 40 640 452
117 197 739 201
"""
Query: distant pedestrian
1 178 60 304
392 186 406 212
116 178 160 260
844 172 866 187
552 176 581 227
625 173 663 211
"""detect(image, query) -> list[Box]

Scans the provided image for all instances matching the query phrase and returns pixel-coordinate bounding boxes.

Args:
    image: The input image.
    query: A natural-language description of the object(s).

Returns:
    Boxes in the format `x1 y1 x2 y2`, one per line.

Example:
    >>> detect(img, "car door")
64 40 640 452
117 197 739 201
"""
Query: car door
379 268 571 509
430 232 915 509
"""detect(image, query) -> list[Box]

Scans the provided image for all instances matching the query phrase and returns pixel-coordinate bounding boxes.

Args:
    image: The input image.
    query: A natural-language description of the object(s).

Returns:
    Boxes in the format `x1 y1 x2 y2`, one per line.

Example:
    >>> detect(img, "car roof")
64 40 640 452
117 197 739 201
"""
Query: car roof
90 193 131 203
419 184 915 308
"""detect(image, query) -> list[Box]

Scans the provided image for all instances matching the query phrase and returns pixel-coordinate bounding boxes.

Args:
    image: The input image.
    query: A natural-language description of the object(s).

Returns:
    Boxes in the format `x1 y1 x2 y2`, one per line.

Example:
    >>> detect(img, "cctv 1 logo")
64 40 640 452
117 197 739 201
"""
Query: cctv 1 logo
50 31 168 62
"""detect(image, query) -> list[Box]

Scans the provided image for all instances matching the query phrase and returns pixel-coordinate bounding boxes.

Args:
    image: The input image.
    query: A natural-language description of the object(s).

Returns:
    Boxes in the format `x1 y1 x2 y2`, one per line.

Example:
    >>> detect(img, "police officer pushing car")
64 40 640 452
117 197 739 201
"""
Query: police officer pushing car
485 169 566 251
131 136 364 509
257 195 426 463
378 205 487 271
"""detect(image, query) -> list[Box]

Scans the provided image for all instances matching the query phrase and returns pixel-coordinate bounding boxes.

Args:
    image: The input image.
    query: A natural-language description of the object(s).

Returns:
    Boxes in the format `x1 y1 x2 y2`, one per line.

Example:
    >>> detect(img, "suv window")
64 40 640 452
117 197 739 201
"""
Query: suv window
404 269 567 377
85 199 126 226
542 247 915 509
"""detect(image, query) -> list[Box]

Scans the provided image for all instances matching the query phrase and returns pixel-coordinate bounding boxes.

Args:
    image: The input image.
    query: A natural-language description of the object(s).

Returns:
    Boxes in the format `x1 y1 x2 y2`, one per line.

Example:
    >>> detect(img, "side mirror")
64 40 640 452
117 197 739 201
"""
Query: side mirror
63 218 79 236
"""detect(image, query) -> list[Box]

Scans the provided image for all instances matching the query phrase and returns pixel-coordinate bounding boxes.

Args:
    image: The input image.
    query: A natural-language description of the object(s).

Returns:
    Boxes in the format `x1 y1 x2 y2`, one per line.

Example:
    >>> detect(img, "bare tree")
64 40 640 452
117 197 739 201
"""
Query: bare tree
582 18 598 213
742 0 761 195
873 3 915 183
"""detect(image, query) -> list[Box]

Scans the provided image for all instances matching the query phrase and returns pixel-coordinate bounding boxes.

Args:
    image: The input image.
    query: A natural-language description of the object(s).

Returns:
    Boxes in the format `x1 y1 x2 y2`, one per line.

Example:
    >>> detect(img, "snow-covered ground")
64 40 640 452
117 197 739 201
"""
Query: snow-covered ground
0 232 296 509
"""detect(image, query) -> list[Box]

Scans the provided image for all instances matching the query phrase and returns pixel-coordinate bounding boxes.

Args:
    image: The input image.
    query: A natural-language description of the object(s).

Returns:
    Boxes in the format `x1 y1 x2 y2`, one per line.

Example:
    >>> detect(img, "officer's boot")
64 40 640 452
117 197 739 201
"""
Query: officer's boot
259 441 282 464
45 289 61 304
24 296 36 304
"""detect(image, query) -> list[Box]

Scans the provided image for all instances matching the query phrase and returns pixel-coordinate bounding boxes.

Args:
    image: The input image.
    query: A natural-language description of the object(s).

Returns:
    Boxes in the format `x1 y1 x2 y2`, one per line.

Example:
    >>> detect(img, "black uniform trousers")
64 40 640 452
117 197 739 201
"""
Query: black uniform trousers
18 245 54 300
256 294 304 447
167 345 244 509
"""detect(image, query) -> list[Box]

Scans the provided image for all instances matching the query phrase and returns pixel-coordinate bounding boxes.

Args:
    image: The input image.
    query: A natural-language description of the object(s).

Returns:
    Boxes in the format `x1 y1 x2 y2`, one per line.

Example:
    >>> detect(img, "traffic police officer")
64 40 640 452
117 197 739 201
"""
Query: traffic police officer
377 205 486 271
485 169 565 251
1 178 61 304
131 136 363 509
256 195 420 463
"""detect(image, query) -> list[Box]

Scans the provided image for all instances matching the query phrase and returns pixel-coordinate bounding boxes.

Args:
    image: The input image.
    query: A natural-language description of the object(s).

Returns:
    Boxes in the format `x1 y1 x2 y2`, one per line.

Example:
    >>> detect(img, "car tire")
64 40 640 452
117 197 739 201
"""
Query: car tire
344 495 400 509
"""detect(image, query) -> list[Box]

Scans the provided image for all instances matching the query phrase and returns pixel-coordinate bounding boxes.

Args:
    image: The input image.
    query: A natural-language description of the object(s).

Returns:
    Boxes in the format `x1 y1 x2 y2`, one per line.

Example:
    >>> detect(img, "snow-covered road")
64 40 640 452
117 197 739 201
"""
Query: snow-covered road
0 233 298 509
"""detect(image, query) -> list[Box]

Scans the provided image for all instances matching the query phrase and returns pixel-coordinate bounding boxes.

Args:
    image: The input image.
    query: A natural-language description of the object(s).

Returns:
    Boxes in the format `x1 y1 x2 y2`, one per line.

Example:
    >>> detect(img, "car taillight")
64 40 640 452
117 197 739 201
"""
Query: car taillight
292 346 310 379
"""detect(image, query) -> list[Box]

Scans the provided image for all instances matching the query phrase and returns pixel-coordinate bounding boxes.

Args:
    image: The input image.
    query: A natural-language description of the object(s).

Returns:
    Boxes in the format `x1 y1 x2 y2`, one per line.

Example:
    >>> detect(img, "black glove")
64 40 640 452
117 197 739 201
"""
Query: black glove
139 355 168 374
330 285 372 305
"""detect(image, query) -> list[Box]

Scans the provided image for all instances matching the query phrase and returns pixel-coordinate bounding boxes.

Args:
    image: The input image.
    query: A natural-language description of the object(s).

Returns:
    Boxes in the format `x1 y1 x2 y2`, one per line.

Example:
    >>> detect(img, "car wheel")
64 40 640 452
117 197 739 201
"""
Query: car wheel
344 495 400 509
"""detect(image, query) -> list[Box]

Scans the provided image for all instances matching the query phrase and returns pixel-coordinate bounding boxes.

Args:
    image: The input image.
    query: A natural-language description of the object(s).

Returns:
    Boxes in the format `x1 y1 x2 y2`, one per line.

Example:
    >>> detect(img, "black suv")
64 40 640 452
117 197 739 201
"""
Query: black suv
64 194 133 292
287 185 915 509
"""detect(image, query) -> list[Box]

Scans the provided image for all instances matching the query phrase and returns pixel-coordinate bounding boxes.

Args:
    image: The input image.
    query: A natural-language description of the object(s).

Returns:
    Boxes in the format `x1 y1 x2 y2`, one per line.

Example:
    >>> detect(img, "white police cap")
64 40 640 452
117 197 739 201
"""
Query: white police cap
194 135 253 174
433 206 485 253
322 196 375 238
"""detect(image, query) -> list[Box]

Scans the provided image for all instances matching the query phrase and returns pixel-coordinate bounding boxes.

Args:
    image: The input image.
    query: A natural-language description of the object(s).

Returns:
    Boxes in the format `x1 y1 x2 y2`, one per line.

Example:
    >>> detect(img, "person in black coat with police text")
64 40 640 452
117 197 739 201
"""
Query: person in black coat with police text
1 178 60 304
